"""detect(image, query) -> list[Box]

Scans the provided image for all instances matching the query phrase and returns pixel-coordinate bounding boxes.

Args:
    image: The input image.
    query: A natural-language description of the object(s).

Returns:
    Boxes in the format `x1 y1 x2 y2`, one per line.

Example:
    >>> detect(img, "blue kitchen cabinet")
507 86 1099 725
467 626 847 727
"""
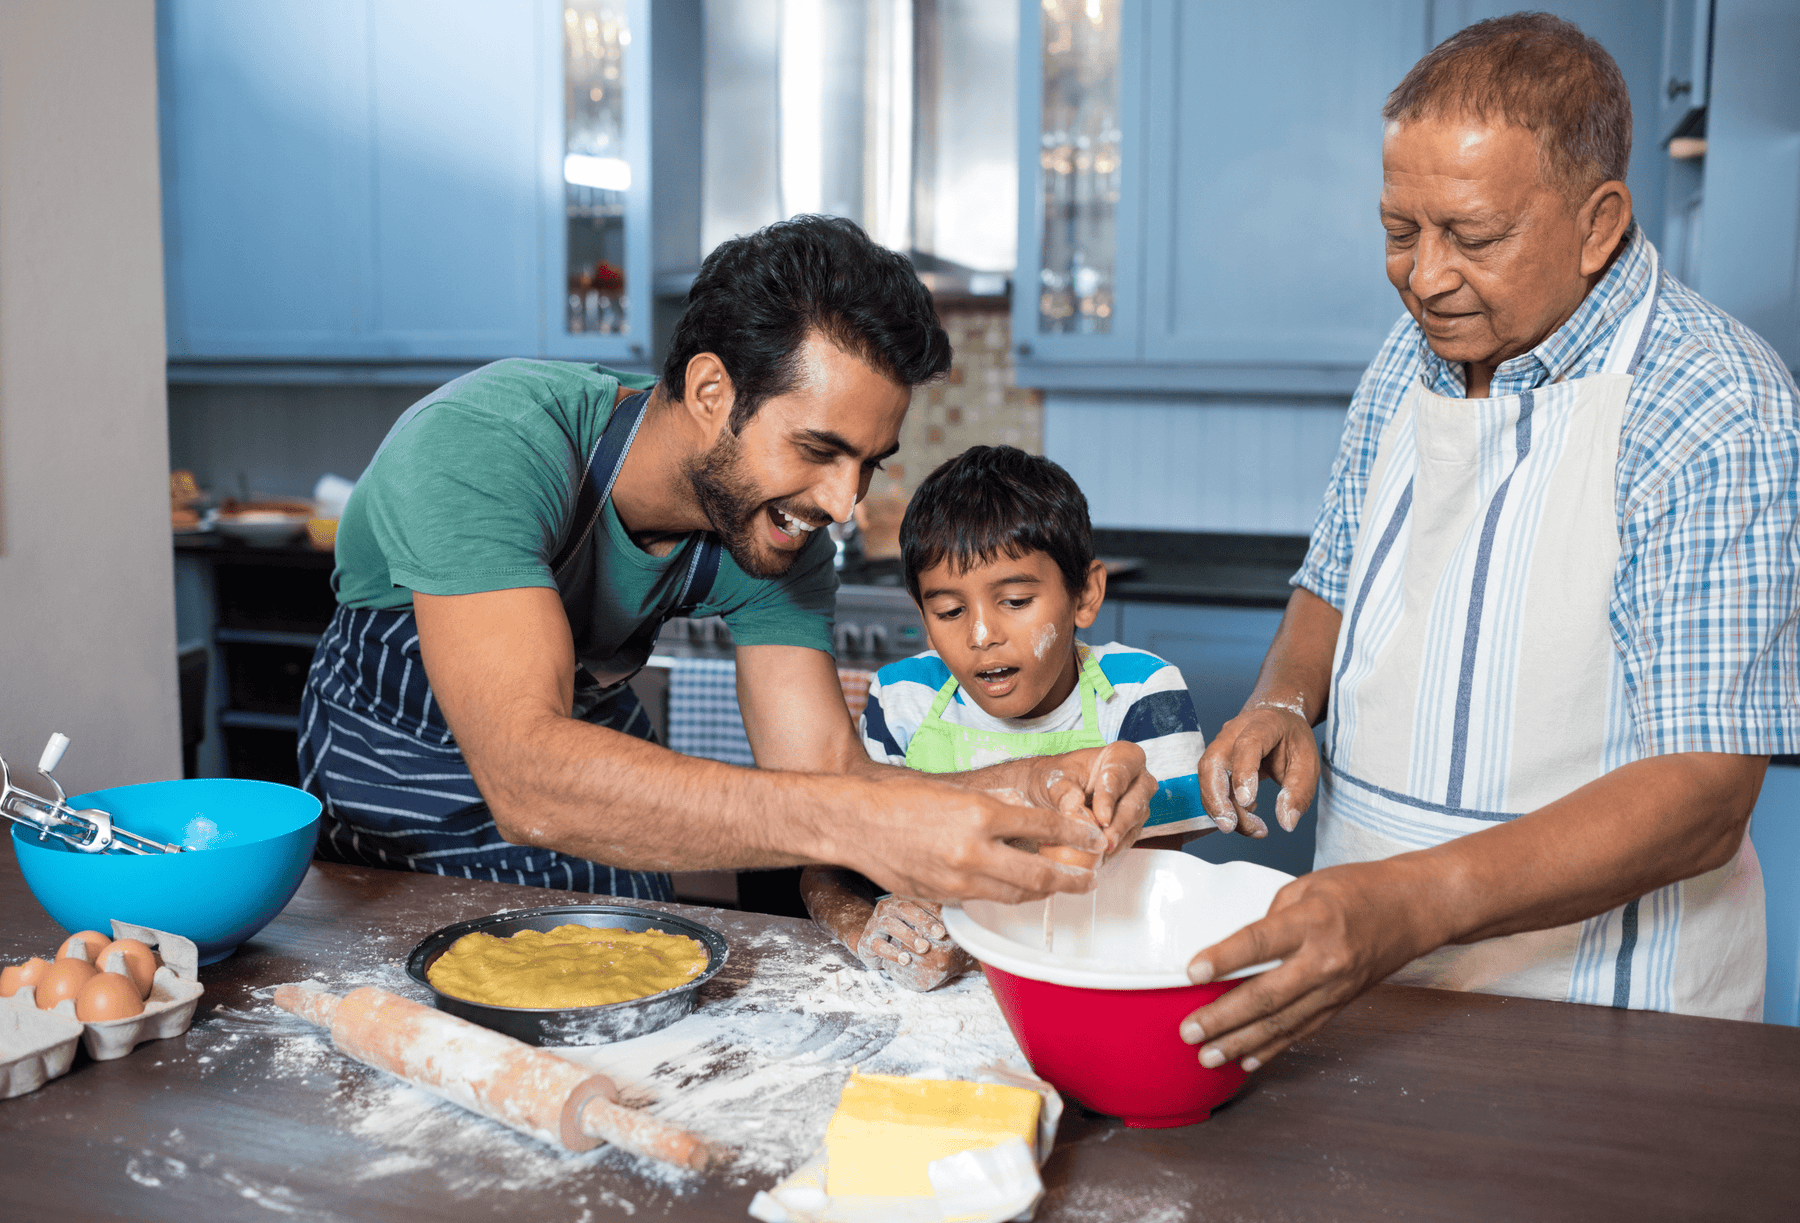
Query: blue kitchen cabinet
1013 0 1428 396
1015 0 1673 395
1657 0 1713 142
1113 601 1318 878
159 0 698 368
1752 761 1800 1027
1690 0 1800 370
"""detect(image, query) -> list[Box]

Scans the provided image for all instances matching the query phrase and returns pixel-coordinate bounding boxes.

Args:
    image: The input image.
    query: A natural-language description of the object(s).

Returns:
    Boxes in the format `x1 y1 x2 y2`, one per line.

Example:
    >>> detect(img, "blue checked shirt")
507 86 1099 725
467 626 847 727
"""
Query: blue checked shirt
1295 224 1800 758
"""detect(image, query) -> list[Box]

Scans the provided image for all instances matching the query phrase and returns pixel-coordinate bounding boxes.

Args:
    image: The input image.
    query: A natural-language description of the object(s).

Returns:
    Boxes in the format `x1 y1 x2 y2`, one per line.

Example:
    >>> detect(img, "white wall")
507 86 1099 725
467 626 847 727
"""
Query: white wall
1044 394 1347 535
0 0 181 792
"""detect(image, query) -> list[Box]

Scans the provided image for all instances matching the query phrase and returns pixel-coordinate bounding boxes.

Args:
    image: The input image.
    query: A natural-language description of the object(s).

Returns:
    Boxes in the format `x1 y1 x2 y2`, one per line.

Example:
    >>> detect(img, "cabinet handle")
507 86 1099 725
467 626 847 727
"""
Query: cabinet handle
1667 77 1692 100
1016 342 1034 357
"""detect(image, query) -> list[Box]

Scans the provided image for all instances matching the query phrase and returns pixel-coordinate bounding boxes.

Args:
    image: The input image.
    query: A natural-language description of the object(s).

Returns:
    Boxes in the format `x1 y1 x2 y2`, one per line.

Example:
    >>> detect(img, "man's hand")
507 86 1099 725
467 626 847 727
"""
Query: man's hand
1178 857 1445 1071
1196 586 1341 837
855 896 974 992
843 770 1110 903
1198 703 1319 837
1021 741 1157 857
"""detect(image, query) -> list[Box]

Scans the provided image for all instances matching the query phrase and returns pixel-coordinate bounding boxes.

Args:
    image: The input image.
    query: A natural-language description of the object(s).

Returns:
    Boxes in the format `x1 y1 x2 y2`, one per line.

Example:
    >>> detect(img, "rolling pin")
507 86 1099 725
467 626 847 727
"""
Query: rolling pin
274 983 712 1171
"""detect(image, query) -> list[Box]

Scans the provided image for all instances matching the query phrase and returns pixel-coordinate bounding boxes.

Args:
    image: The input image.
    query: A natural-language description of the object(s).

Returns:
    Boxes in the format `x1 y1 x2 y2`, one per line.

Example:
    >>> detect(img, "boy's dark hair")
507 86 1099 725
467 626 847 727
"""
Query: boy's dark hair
901 446 1095 602
662 215 952 432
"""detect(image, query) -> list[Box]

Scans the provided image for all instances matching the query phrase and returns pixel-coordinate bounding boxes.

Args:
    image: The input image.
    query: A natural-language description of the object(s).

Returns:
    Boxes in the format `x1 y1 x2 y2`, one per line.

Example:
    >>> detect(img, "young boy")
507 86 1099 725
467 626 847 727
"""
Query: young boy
801 446 1211 990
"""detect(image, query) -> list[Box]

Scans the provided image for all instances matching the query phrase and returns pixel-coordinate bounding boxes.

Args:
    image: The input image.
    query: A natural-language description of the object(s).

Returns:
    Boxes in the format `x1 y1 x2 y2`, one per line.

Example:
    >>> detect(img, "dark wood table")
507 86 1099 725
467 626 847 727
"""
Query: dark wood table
2 844 1797 1222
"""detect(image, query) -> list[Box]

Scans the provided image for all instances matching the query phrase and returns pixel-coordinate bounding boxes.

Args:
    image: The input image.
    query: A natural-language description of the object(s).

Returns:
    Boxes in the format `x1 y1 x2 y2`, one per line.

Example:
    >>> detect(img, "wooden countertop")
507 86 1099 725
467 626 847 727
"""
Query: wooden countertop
3 844 1797 1221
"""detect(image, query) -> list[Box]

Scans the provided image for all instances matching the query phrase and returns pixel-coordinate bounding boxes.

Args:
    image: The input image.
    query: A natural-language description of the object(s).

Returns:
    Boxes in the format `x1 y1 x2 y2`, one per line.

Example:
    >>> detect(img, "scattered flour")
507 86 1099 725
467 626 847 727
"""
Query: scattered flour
171 913 1031 1216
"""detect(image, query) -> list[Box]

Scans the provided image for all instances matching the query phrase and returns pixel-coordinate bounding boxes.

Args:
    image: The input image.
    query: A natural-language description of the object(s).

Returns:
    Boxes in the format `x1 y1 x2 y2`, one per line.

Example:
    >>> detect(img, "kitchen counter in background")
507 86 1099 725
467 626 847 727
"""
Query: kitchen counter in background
1095 529 1307 608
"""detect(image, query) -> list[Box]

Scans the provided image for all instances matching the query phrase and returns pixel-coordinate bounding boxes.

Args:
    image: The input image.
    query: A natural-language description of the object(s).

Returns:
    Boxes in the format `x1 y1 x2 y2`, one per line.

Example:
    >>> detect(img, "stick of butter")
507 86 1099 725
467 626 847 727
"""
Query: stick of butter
823 1071 1042 1198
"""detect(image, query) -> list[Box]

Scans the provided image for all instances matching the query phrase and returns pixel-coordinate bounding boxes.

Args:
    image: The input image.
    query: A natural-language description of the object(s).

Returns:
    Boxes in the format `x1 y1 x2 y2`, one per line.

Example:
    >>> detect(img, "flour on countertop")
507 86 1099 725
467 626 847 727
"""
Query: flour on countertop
177 916 1029 1212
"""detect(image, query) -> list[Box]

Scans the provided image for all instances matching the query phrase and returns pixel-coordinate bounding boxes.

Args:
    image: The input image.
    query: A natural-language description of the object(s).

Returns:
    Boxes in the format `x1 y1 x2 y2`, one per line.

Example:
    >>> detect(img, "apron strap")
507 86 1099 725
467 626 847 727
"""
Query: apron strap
921 674 963 725
551 387 652 576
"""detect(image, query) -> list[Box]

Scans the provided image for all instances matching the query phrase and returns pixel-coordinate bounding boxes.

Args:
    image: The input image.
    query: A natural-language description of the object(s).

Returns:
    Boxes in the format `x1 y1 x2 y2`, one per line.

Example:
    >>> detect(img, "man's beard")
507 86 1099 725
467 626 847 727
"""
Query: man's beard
685 428 802 580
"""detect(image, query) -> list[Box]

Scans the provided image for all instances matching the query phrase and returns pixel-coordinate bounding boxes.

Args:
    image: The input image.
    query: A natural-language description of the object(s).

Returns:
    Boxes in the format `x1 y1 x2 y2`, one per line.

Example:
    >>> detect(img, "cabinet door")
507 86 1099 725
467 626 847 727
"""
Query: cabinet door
160 0 542 361
1114 602 1317 877
541 0 656 364
159 1 372 358
364 0 541 359
1011 0 1148 368
1658 0 1713 142
1140 0 1427 370
1752 762 1800 1027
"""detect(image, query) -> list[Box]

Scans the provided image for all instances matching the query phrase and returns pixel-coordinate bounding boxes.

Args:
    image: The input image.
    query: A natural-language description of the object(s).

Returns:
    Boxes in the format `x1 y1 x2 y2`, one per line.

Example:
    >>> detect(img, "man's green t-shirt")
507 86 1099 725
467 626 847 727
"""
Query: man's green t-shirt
334 359 837 687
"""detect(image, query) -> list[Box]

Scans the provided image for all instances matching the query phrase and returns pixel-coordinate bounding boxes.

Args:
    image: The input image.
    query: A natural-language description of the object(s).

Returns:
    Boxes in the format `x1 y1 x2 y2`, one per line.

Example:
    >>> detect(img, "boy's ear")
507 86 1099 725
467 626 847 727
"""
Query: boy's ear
1072 559 1107 630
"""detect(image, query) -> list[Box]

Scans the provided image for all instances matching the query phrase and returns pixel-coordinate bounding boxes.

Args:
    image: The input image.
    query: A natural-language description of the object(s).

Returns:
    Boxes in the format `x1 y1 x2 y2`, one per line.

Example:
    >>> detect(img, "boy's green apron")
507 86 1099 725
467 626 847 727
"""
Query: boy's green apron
903 648 1113 773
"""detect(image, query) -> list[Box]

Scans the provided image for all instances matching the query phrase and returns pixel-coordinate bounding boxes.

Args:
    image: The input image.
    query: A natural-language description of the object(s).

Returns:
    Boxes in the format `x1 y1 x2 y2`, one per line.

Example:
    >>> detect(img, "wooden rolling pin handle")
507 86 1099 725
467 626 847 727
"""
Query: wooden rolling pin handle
274 982 343 1029
578 1084 714 1173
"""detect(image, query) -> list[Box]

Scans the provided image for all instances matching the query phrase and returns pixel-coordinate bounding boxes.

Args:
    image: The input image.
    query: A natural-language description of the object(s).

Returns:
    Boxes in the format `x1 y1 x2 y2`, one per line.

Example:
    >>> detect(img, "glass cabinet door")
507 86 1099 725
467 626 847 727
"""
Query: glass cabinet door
563 3 630 338
545 0 650 362
1014 0 1143 367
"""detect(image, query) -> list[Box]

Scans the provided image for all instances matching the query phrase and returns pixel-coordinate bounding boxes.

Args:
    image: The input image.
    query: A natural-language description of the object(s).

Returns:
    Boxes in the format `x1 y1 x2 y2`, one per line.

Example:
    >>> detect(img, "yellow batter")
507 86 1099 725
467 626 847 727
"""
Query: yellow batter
426 923 708 1009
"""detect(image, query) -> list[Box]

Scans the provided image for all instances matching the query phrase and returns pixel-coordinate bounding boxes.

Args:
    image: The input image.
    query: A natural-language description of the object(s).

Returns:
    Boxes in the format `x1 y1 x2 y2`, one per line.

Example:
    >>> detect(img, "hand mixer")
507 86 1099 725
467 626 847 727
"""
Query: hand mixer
0 733 184 854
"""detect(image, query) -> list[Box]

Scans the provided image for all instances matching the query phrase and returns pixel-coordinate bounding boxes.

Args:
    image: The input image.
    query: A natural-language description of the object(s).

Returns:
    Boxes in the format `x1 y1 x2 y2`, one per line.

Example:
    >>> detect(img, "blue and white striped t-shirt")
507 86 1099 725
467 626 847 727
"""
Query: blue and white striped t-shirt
859 642 1211 835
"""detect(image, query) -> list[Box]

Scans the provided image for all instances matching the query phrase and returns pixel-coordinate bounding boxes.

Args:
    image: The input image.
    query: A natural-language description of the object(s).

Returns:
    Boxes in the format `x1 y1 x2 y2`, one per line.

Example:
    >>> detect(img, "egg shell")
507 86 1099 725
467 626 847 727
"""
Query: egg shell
56 931 110 964
4 957 53 996
94 939 159 1000
35 957 98 1010
75 972 146 1022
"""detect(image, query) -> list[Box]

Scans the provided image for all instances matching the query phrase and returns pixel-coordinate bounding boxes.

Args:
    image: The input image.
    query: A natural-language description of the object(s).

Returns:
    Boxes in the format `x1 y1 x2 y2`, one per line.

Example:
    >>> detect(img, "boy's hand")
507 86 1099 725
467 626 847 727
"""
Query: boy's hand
855 896 974 992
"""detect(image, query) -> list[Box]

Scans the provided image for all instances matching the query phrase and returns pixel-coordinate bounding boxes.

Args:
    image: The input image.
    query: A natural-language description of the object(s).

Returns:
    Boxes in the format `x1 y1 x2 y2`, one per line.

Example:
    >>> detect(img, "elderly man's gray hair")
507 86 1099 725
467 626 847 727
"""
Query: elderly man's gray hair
1383 11 1632 204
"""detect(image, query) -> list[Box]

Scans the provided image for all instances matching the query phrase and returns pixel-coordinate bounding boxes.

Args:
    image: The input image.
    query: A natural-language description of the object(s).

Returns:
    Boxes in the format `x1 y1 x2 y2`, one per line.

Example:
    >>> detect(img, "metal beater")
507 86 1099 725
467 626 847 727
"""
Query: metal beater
0 733 184 854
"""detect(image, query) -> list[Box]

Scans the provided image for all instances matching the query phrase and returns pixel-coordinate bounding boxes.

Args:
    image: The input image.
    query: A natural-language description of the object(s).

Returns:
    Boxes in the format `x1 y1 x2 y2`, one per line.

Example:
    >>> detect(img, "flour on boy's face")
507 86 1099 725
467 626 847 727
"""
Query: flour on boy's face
915 548 1101 720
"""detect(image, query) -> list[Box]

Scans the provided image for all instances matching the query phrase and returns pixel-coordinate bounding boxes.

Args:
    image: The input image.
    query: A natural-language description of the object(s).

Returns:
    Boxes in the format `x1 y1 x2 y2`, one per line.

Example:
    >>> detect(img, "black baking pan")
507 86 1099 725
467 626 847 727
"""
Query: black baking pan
405 903 729 1046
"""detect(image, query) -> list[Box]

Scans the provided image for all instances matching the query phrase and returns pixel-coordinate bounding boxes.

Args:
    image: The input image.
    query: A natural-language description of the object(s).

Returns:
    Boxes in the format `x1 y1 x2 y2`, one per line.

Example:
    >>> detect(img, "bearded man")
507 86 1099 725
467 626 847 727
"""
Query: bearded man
299 216 1151 905
1185 13 1798 1072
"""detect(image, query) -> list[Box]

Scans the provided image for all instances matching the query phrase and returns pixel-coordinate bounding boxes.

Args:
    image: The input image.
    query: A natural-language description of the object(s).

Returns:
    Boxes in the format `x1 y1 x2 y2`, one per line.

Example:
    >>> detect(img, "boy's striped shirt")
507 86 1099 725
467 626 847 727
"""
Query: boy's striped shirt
860 642 1211 835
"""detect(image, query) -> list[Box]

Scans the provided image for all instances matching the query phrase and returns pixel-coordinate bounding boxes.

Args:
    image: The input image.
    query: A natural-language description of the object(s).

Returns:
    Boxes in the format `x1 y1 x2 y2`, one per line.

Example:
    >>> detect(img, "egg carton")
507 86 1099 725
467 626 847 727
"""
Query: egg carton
0 921 204 1096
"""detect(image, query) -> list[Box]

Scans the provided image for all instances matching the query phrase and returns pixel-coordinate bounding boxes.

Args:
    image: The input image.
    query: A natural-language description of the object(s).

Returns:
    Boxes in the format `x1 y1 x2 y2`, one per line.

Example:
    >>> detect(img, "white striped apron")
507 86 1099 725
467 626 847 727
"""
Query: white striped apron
1318 249 1766 1020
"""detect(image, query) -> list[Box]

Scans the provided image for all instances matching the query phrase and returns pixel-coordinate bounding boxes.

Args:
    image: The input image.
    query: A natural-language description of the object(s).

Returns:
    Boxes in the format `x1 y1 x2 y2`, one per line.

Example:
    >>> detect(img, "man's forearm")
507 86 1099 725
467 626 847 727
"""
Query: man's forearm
1243 586 1341 726
1404 752 1767 947
470 708 851 872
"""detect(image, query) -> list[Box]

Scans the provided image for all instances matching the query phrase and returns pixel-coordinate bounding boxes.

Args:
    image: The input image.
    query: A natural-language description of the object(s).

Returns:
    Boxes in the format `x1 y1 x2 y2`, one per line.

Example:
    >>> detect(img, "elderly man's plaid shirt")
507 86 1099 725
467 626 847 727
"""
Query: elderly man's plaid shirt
1295 225 1800 758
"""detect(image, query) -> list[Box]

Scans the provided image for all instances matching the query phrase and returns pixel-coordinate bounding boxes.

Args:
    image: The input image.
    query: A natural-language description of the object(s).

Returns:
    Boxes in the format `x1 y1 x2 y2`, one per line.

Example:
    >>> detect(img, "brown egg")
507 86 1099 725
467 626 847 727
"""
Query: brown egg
35 957 97 1010
94 938 159 999
1 956 52 997
56 930 111 964
75 971 145 1022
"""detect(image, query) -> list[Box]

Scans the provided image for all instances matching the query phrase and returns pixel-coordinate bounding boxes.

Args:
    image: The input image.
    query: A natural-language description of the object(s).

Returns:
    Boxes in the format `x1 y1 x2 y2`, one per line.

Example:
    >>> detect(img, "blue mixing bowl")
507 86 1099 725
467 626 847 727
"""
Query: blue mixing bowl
12 778 320 965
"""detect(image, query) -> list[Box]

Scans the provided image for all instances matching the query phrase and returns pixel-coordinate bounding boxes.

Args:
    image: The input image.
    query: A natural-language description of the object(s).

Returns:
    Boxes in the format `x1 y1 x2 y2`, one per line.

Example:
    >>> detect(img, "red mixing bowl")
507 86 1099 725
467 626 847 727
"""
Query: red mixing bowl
981 964 1246 1127
943 850 1292 1129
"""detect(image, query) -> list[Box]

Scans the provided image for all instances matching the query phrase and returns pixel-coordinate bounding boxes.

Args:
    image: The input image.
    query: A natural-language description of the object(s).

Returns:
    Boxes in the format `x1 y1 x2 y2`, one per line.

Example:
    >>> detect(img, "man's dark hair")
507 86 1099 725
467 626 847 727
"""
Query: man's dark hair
662 215 952 431
901 446 1095 603
1383 12 1631 202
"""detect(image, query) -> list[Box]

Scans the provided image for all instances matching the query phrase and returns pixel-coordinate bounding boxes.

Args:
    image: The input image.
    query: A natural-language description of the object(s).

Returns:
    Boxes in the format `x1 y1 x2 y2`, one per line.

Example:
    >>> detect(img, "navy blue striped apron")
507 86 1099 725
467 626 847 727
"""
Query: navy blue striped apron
298 389 721 898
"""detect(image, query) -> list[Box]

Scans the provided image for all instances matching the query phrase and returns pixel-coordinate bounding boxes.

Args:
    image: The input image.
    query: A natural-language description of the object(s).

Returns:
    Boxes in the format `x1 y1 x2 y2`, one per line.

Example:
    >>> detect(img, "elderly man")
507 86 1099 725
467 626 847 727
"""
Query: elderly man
1187 13 1799 1072
299 216 1150 911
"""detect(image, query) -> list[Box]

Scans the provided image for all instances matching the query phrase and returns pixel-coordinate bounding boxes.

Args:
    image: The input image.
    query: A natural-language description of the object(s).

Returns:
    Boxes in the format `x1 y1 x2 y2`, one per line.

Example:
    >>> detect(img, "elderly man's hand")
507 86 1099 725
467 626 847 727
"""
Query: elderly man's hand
1177 857 1448 1070
1198 702 1320 837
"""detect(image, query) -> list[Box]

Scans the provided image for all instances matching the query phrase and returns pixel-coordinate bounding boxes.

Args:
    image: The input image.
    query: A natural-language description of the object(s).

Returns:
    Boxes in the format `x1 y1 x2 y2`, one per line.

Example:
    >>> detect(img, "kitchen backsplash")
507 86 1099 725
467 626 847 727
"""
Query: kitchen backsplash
878 304 1044 498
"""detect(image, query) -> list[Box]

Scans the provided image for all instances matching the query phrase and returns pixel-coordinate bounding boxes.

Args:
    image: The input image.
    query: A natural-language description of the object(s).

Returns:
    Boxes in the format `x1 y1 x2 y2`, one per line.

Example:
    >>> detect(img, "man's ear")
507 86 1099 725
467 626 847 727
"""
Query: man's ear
681 352 736 445
1577 179 1633 278
1072 559 1108 630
